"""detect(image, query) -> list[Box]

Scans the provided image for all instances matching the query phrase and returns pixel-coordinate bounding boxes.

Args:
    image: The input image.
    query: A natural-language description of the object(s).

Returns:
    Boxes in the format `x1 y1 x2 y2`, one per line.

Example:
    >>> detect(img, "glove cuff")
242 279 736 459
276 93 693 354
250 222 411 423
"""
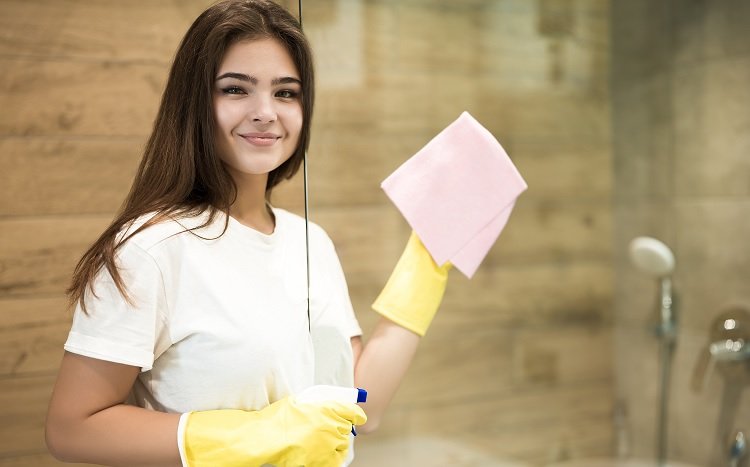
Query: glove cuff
371 299 433 337
177 412 191 467
371 232 449 336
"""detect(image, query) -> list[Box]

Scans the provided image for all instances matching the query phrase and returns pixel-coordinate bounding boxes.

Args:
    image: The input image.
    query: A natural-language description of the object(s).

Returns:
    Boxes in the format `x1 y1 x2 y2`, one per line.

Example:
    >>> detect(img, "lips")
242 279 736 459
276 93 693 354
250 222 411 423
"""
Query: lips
239 132 281 147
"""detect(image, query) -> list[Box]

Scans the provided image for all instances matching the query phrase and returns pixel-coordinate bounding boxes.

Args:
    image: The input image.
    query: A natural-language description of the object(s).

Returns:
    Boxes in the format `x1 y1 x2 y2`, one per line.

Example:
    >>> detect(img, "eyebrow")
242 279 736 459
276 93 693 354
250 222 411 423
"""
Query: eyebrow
215 72 302 86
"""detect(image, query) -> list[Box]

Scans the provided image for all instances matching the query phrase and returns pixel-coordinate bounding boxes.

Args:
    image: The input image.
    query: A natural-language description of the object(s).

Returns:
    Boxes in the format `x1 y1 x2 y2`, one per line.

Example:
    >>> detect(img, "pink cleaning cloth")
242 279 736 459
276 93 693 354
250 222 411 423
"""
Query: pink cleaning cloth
381 111 527 278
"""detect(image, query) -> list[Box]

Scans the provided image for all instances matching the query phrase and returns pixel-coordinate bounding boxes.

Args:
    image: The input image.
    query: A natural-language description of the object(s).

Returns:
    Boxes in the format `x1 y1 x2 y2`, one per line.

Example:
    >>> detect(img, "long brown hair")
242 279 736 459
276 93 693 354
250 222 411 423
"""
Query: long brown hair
68 0 315 312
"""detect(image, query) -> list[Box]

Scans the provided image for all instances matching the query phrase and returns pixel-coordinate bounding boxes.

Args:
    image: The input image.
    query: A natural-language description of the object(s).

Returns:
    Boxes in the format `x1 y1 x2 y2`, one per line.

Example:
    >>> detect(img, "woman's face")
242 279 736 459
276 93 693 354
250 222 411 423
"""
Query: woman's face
213 38 303 181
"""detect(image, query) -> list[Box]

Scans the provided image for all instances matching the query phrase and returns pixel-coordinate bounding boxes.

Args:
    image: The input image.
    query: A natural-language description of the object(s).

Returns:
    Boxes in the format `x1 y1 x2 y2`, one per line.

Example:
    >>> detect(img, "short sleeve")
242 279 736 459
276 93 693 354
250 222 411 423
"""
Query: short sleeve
64 241 170 372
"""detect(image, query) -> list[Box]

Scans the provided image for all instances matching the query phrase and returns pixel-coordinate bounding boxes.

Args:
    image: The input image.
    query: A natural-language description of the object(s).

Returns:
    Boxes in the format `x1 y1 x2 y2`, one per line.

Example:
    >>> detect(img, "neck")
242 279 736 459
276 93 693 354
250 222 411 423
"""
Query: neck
228 171 275 234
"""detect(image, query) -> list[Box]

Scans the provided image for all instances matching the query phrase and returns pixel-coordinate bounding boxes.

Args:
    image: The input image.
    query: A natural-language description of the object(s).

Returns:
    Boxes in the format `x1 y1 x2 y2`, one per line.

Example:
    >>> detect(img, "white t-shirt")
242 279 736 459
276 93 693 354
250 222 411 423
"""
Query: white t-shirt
64 207 362 414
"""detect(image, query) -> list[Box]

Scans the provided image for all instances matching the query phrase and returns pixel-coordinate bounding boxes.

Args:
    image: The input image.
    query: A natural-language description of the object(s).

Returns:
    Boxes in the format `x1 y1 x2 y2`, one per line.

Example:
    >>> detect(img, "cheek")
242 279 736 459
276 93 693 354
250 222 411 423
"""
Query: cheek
285 106 304 138
214 101 241 135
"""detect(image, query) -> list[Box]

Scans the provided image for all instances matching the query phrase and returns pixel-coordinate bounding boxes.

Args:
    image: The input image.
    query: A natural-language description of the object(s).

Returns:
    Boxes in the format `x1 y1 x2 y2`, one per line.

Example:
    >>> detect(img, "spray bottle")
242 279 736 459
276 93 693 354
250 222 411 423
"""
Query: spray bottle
296 385 368 466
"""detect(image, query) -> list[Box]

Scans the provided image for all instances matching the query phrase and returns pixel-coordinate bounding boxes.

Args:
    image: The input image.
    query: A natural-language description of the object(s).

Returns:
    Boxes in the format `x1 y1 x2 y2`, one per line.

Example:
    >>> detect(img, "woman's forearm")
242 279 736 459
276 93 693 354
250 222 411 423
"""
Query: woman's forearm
46 352 182 466
46 403 182 466
352 317 420 432
353 232 450 433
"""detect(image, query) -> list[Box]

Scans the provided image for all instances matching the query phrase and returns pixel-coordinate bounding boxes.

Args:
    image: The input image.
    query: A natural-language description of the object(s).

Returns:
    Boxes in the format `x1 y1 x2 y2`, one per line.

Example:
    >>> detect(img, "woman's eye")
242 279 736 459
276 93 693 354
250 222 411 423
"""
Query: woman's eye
276 89 299 99
221 86 245 95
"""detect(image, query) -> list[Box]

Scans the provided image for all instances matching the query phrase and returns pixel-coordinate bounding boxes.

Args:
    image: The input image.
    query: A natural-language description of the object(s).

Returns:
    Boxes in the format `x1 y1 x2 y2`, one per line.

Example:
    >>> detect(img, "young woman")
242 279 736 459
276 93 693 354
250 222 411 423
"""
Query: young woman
45 1 450 466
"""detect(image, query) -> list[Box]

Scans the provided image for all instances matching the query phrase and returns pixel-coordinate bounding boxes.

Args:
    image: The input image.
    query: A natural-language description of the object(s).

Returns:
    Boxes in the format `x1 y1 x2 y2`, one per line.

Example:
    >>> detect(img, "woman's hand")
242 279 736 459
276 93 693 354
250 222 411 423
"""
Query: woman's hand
182 395 367 466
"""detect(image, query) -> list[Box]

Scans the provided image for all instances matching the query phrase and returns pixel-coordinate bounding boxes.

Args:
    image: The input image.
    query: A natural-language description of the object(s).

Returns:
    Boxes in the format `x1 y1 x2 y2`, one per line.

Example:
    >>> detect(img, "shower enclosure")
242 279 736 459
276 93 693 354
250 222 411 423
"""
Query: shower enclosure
294 0 750 465
611 0 750 466
290 0 750 465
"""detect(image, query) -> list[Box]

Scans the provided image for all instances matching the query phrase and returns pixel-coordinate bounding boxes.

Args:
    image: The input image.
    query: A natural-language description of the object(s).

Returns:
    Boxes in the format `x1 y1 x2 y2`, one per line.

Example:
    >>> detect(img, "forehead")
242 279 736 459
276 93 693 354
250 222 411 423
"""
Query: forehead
218 38 299 77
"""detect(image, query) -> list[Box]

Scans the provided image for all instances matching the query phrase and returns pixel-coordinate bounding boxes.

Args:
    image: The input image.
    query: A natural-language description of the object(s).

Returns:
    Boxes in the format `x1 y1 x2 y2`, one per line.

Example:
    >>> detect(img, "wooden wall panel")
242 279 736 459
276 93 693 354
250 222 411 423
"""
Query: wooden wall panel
0 297 67 329
0 321 68 377
306 128 427 208
407 382 612 443
391 326 516 405
0 139 141 216
0 216 111 297
389 326 612 411
315 205 405 277
511 142 612 198
355 381 614 465
0 59 164 137
483 197 612 265
0 0 207 61
439 261 612 327
0 0 612 465
0 374 56 455
0 298 69 377
349 260 613 342
511 327 613 387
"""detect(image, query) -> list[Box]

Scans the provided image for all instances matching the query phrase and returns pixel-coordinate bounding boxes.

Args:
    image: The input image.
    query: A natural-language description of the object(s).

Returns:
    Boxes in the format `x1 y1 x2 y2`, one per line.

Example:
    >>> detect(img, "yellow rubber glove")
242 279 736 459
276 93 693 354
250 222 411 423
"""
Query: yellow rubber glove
181 395 367 467
372 231 451 336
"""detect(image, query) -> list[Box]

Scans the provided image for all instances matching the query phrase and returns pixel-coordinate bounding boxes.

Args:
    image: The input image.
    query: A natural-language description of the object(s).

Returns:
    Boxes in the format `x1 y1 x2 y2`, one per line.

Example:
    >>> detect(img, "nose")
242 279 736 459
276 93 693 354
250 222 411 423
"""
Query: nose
251 94 277 123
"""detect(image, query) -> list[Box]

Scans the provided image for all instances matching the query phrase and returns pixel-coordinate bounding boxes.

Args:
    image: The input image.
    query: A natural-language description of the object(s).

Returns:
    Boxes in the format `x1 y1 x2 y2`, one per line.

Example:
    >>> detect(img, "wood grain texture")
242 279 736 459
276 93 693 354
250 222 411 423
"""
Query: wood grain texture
0 58 165 137
0 0 613 464
0 0 209 62
0 373 56 455
0 138 142 216
0 298 70 377
0 216 111 297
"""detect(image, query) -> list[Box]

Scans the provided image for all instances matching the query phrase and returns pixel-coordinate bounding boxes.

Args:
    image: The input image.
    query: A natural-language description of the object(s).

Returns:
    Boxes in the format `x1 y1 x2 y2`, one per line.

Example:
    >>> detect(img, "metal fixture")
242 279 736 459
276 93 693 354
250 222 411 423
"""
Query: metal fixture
729 430 746 467
692 306 750 391
691 306 750 467
628 236 677 467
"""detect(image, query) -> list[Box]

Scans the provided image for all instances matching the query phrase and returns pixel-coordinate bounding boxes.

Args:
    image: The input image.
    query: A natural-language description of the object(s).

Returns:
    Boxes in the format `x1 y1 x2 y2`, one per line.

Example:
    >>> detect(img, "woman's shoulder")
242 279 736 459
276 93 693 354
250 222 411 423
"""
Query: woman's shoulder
118 209 218 252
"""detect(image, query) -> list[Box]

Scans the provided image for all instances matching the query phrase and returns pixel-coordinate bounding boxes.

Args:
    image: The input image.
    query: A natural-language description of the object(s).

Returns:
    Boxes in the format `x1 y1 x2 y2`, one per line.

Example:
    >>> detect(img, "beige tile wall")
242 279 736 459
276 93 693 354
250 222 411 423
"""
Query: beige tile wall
612 1 750 466
0 1 612 465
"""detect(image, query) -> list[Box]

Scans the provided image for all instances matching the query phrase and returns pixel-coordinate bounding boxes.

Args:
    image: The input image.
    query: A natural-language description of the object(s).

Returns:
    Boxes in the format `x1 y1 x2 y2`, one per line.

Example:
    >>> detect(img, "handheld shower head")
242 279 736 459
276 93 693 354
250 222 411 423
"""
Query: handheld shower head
628 236 675 278
628 236 678 466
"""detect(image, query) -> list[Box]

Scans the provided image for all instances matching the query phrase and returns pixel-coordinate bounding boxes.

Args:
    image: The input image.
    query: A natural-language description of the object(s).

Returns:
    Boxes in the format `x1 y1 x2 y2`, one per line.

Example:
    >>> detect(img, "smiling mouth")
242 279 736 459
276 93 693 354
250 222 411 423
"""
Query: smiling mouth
240 133 280 147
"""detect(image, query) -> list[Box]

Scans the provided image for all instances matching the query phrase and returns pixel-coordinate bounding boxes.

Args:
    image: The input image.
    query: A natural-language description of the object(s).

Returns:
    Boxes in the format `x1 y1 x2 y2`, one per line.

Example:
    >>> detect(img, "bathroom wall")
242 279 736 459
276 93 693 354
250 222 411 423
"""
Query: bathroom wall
611 1 750 466
321 2 614 465
0 1 612 465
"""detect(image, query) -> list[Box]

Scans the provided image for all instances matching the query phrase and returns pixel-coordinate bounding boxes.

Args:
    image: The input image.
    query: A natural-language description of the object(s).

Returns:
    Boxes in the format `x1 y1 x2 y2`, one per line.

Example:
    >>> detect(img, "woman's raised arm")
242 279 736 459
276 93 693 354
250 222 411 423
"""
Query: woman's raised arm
352 231 451 433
